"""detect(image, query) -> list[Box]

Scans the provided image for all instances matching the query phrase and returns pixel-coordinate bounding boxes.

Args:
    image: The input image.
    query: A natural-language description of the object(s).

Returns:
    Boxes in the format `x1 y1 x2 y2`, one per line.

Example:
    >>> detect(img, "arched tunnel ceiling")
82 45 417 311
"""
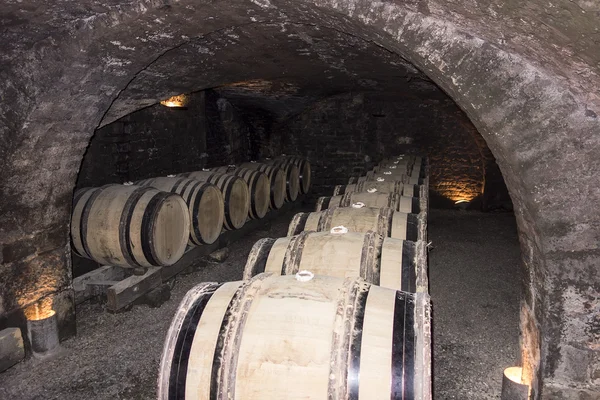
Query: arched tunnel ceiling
100 22 442 125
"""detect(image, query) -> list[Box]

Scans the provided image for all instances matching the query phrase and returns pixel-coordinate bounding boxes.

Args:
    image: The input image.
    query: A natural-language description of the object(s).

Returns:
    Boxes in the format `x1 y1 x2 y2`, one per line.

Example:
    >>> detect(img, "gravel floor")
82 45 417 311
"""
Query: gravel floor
429 209 521 399
0 208 521 400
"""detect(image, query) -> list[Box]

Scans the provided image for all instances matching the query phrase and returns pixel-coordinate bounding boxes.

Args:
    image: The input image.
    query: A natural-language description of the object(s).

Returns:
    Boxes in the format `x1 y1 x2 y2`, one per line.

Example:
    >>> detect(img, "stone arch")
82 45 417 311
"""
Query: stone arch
1 1 598 397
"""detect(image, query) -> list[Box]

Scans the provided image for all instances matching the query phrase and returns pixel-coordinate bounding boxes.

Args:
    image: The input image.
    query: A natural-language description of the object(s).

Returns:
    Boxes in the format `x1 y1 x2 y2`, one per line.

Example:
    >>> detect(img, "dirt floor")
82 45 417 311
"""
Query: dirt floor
0 208 521 400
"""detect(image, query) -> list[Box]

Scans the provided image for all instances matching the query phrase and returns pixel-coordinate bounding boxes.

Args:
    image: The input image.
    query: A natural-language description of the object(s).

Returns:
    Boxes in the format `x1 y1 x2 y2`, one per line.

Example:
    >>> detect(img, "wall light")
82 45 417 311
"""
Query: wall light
160 94 188 108
501 367 529 400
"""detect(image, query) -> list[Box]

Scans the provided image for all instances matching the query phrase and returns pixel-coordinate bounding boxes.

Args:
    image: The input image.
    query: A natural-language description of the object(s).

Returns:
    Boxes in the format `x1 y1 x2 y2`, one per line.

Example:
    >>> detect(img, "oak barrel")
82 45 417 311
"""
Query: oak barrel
333 181 420 198
181 171 249 230
373 161 412 174
270 155 311 194
239 162 286 209
136 177 224 246
244 231 418 292
232 168 270 219
373 165 425 185
316 192 420 214
71 184 190 268
158 273 420 400
210 166 234 174
287 207 421 241
264 159 300 202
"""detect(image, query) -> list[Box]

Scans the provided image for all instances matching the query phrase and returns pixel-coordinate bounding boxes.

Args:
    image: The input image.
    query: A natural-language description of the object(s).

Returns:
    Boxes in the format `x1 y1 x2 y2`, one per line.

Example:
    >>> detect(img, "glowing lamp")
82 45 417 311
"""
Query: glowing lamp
501 367 529 400
25 298 60 358
160 94 188 108
454 199 470 210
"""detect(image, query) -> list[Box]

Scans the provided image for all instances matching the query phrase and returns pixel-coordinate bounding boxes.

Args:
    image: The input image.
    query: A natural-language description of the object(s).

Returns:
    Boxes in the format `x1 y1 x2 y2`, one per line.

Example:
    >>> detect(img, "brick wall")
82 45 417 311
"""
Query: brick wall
77 92 208 189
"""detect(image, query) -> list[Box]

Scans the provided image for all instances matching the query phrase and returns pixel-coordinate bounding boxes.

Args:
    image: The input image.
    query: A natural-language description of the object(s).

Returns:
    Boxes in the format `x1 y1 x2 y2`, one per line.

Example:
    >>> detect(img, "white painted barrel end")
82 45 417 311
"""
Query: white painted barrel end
330 225 349 234
295 270 314 282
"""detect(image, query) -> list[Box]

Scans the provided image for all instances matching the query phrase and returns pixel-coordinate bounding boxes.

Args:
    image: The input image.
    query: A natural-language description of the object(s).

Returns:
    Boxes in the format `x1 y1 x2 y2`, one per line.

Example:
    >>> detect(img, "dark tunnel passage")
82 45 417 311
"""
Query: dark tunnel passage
1 1 599 399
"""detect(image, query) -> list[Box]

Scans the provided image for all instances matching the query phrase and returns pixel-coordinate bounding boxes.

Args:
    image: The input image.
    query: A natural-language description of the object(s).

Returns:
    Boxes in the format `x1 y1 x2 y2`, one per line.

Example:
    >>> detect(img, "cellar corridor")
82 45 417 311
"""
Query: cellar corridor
2 1 600 399
0 209 521 400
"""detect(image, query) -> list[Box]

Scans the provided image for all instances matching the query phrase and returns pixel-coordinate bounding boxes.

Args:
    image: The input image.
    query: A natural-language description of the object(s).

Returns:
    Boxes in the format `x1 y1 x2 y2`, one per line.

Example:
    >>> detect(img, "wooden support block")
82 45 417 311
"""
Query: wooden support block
106 267 162 312
73 266 128 304
0 327 24 372
86 280 121 298
161 242 219 282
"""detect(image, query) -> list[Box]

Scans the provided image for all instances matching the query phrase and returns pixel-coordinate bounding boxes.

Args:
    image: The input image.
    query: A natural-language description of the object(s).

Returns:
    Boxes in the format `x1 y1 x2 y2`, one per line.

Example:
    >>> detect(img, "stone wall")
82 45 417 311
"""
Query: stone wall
77 90 254 190
78 92 206 189
73 90 251 276
265 92 500 207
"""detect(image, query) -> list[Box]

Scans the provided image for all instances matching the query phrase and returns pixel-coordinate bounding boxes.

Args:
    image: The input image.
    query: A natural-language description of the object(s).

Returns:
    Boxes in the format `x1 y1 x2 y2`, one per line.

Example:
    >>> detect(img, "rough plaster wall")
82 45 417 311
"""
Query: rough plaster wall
0 0 598 396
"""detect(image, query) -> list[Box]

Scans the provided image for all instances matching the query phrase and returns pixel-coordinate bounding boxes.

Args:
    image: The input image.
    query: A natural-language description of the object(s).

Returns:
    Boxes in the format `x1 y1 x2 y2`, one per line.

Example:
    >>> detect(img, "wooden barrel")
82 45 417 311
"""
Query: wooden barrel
181 171 249 230
210 166 234 174
287 207 421 241
408 163 425 185
333 182 420 198
240 162 286 209
371 171 426 185
243 231 417 291
316 192 420 214
136 177 224 246
273 156 311 194
374 160 412 174
264 159 300 202
232 168 270 219
71 184 190 268
379 154 417 165
158 273 419 400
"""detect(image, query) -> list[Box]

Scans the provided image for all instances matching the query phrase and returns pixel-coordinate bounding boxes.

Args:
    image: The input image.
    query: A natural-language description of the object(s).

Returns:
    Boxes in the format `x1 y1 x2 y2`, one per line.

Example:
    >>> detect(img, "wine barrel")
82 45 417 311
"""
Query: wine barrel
287 207 421 241
373 160 413 174
181 171 249 230
158 273 419 400
71 184 190 268
271 155 311 194
371 171 426 185
232 168 270 219
210 166 234 174
240 162 286 209
408 162 426 185
379 155 416 164
333 181 420 198
136 177 224 246
316 192 420 214
264 159 300 202
243 231 417 292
